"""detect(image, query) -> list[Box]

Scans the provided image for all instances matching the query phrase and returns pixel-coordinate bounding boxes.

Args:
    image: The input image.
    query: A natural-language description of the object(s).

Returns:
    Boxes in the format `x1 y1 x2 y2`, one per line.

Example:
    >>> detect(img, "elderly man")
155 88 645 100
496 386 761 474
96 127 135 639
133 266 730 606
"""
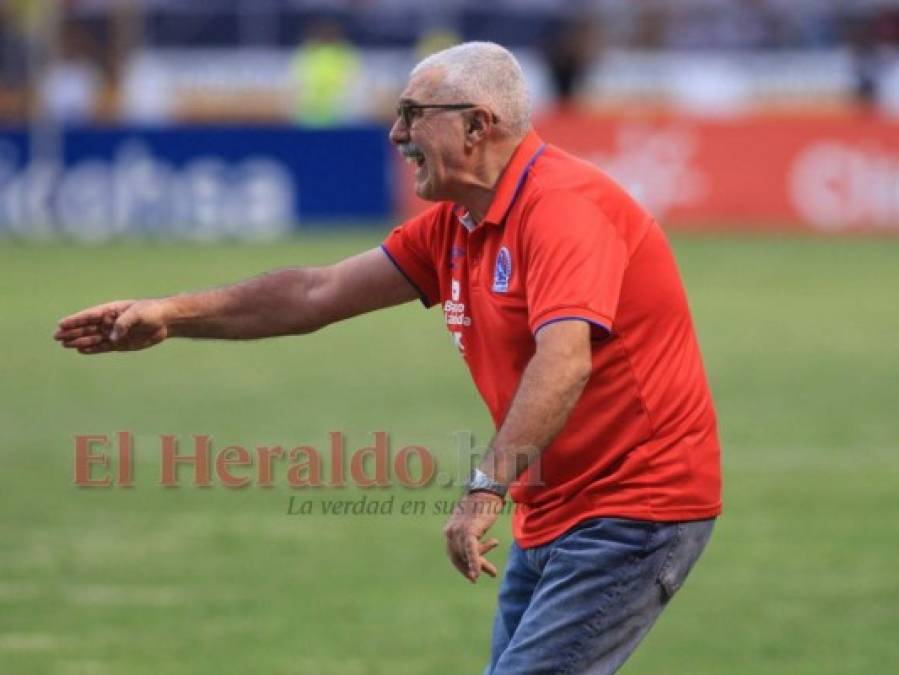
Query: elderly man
55 42 721 674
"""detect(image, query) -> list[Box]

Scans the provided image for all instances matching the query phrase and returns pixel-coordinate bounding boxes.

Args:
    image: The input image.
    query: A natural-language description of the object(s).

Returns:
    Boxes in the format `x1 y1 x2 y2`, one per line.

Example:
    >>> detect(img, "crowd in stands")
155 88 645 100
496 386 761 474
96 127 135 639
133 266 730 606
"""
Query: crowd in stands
1 0 898 124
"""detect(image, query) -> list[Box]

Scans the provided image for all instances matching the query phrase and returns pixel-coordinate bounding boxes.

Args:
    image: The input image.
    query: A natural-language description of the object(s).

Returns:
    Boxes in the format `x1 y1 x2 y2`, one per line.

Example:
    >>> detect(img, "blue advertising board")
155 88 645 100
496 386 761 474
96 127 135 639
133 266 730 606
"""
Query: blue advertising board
0 125 394 240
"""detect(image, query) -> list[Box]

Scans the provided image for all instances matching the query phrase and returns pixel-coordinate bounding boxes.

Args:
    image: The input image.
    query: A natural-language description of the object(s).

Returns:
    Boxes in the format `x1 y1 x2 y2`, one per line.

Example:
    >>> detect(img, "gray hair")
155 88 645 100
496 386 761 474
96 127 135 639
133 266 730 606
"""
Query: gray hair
411 41 531 138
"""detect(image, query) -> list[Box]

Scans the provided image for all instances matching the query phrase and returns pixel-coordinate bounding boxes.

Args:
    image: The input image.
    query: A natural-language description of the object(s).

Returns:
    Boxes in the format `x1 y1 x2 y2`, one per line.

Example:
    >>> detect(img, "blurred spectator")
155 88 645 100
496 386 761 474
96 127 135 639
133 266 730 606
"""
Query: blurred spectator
39 60 102 123
851 14 881 106
0 5 29 88
40 21 104 123
290 17 363 126
542 12 601 107
0 5 30 120
415 29 461 62
849 5 899 112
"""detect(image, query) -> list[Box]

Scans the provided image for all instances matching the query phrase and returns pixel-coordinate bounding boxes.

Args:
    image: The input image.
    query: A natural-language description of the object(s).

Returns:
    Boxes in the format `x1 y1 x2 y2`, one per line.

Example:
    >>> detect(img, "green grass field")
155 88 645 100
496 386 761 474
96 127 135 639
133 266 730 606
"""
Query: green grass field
1 232 898 675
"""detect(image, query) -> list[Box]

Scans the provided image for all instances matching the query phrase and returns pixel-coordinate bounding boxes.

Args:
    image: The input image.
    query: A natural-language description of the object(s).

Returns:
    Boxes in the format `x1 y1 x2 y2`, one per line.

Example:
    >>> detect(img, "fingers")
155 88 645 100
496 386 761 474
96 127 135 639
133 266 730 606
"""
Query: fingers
54 321 110 342
444 528 470 581
57 322 110 350
444 527 501 584
445 532 470 578
478 538 500 577
55 299 168 355
465 534 481 582
54 324 102 342
59 330 116 353
63 334 107 349
57 318 115 349
463 536 500 582
73 333 163 354
56 320 166 354
480 538 500 555
55 301 132 350
447 544 470 579
443 494 504 583
57 300 131 330
480 558 498 578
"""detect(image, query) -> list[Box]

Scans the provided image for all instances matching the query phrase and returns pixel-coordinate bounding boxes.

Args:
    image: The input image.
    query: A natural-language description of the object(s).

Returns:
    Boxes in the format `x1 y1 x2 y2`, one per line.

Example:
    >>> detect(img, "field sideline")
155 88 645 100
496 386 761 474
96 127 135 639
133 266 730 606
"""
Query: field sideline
1 232 897 674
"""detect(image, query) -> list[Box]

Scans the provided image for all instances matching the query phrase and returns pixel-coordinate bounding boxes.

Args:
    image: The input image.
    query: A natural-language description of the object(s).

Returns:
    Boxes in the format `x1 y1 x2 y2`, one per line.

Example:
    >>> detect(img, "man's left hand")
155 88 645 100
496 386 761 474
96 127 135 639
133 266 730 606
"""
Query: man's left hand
443 492 504 583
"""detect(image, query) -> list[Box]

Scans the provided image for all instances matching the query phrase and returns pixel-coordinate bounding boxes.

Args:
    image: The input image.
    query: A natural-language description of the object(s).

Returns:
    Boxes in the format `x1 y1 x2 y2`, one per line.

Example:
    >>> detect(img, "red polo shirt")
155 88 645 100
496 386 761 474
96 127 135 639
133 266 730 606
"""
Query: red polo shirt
382 130 721 548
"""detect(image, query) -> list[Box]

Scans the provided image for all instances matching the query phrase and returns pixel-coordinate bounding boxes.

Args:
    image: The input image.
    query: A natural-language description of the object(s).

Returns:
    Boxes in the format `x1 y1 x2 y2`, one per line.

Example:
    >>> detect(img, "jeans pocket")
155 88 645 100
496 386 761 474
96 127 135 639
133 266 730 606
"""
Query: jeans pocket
656 519 715 601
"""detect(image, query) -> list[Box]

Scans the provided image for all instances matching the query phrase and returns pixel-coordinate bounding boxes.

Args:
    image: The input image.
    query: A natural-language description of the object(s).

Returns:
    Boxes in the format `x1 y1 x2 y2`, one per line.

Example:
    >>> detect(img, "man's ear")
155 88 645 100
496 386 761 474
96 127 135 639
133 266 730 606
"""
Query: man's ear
465 109 492 145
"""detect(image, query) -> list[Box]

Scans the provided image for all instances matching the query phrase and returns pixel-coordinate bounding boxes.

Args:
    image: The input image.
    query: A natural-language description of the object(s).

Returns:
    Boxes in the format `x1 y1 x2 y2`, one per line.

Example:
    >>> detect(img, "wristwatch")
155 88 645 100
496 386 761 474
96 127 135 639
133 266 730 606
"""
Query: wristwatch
465 468 508 499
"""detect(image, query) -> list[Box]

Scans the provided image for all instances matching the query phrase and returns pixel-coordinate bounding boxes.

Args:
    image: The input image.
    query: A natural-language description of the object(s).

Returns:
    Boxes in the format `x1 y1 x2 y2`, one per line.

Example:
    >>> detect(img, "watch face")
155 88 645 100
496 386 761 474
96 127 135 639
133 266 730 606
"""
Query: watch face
467 470 507 497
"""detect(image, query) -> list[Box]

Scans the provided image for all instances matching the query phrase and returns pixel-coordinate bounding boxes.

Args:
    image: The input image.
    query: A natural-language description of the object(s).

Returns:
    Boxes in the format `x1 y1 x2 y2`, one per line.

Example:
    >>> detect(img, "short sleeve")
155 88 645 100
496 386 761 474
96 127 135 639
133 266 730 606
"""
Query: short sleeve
381 205 444 308
523 191 628 336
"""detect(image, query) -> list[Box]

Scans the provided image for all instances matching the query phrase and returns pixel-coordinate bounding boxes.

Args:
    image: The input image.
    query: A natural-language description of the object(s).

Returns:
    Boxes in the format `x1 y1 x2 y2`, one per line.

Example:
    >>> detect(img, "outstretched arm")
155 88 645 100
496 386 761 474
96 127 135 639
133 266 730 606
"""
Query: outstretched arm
54 248 419 354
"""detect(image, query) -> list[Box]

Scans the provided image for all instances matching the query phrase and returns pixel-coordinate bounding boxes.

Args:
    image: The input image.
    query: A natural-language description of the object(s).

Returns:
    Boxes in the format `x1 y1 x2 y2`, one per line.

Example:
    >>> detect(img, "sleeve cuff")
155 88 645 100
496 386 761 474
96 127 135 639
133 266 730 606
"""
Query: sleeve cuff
531 307 613 339
379 244 436 308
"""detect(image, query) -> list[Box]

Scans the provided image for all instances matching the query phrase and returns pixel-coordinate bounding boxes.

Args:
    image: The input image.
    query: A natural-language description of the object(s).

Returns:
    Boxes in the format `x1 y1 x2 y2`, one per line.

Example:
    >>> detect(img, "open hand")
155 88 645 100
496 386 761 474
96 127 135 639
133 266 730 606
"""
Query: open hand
54 299 169 354
443 492 504 583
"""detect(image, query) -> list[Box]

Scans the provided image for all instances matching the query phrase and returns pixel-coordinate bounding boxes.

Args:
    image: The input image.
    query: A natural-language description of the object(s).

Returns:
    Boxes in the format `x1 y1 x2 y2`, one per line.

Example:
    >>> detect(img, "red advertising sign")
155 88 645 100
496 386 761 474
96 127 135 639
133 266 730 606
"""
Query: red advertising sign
395 111 899 234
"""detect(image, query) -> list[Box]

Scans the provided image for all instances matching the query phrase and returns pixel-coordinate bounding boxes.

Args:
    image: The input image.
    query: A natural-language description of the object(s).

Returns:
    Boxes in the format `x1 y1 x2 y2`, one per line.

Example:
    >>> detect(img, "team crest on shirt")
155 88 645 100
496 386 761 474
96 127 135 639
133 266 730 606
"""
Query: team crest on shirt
492 246 512 293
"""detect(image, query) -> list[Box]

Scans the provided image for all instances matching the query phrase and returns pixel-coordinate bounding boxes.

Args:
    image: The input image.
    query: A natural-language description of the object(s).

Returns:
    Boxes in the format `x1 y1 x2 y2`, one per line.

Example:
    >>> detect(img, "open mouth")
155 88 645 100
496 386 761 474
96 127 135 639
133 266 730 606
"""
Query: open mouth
400 144 426 171
406 155 425 169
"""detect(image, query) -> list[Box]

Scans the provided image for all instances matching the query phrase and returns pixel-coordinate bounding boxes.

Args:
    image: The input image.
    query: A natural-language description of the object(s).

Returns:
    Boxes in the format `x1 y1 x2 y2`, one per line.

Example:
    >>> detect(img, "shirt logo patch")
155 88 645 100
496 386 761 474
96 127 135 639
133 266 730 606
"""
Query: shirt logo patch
492 246 512 293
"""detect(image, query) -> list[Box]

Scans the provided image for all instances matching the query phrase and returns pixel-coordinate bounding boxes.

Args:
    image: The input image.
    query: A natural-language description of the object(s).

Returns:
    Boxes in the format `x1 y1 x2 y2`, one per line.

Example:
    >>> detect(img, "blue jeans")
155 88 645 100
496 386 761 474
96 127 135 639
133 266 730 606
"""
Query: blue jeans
486 517 715 675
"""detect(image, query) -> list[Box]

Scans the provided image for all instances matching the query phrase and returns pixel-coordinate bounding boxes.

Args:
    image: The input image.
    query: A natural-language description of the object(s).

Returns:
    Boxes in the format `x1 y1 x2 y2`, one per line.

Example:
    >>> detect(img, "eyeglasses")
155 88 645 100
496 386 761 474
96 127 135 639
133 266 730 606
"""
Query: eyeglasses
396 102 498 129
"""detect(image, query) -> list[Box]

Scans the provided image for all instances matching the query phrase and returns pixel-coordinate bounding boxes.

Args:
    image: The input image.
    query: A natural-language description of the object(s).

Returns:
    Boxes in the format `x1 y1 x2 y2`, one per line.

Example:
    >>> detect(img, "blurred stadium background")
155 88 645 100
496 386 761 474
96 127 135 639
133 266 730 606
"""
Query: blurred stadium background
1 1 898 674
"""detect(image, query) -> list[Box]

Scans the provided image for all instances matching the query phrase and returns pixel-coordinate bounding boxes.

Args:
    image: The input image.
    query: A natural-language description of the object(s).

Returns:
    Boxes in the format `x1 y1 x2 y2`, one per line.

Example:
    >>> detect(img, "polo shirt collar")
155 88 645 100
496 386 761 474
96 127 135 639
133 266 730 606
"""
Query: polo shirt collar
482 129 546 227
453 130 546 230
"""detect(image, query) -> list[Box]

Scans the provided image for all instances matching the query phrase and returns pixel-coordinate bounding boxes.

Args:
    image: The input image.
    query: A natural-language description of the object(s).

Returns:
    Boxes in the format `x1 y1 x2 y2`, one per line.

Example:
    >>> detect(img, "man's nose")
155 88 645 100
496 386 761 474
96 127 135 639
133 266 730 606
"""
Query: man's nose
388 117 407 145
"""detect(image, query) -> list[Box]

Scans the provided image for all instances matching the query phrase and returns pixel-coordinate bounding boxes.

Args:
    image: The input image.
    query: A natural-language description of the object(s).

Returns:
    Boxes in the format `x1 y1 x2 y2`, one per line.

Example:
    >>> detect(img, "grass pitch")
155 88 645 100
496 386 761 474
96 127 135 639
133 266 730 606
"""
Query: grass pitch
1 232 897 674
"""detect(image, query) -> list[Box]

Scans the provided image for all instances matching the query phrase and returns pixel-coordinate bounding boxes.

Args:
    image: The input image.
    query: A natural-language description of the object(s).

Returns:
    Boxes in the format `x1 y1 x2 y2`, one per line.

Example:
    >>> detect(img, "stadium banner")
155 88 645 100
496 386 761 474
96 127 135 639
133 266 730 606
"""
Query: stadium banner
0 125 393 240
396 112 899 234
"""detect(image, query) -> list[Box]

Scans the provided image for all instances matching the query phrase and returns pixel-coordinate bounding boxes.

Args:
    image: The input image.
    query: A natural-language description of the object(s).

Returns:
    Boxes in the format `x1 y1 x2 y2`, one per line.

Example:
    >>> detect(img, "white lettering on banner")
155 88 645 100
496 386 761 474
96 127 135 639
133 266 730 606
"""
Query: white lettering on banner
0 140 295 240
586 124 706 220
790 142 899 231
0 161 57 237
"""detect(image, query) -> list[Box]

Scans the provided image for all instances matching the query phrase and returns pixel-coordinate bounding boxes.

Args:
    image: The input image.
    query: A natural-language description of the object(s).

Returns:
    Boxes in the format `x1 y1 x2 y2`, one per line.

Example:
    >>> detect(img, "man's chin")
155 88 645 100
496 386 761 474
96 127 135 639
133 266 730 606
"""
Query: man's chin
414 179 438 202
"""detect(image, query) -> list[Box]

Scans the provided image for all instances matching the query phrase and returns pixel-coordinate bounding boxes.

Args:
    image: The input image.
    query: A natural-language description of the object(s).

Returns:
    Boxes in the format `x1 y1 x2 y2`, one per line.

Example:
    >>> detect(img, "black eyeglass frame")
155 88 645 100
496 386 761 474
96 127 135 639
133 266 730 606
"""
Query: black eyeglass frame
396 102 499 129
